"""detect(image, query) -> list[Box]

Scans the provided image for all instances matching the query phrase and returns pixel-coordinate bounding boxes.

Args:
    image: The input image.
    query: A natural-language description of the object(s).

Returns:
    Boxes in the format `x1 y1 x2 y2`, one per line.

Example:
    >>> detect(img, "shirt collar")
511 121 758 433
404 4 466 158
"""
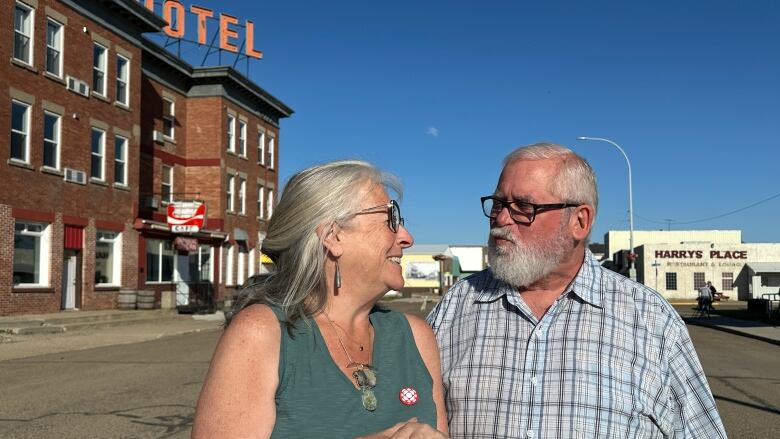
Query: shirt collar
472 249 605 308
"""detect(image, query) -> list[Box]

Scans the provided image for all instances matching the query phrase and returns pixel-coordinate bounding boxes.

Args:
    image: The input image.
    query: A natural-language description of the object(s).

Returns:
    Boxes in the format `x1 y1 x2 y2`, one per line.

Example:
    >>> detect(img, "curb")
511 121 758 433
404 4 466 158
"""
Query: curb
682 318 780 347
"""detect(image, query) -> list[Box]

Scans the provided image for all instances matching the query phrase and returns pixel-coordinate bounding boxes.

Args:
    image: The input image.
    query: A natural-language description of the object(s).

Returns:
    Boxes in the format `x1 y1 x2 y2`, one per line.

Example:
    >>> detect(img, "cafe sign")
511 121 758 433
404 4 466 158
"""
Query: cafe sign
139 0 263 59
167 201 207 233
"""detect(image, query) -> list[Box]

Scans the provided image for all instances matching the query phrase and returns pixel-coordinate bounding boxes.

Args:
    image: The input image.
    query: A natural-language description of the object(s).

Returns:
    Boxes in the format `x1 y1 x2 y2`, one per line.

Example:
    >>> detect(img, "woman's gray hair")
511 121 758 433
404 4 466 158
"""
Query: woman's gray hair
504 142 598 213
226 159 401 328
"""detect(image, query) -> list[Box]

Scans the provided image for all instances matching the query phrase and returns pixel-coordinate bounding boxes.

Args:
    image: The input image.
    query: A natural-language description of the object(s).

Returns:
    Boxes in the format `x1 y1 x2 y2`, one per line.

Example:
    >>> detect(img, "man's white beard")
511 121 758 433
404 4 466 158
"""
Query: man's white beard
487 223 570 288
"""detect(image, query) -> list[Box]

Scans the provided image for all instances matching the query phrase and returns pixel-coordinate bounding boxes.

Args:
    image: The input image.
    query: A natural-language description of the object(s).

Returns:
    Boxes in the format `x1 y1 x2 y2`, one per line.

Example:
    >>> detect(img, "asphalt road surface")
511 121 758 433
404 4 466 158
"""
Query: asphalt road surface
1 300 777 438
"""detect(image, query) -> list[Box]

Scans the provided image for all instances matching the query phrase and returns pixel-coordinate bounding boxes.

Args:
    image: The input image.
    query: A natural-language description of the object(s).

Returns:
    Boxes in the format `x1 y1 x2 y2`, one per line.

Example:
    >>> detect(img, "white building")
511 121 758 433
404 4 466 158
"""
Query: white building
604 230 780 301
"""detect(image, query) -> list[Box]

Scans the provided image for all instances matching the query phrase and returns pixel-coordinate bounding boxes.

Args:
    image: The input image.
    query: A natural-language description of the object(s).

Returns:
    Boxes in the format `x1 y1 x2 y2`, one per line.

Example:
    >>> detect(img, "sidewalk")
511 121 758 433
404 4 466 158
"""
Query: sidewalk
0 309 224 361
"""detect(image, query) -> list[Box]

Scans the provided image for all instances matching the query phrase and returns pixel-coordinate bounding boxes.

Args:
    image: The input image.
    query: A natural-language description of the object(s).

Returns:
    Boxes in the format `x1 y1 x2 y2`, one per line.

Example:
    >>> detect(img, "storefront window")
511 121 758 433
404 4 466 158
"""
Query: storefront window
188 245 213 282
13 221 49 286
147 239 174 282
95 230 120 285
722 272 734 291
665 272 677 291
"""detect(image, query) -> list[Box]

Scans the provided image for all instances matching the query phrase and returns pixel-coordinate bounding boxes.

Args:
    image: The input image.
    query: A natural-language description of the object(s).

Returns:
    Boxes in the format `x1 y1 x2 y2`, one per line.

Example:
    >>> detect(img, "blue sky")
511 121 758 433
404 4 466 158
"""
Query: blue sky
149 0 780 245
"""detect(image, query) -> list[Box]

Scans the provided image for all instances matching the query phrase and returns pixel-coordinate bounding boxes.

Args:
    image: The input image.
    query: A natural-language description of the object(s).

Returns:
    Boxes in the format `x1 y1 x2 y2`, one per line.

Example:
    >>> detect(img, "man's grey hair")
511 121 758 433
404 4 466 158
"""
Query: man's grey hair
227 159 402 328
504 142 599 214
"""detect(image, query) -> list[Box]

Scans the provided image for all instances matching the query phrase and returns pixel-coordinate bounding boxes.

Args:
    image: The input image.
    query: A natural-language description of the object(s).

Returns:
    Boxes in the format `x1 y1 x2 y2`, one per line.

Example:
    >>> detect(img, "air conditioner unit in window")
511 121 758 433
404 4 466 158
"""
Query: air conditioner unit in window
65 76 90 97
142 196 160 209
153 130 165 143
64 168 87 185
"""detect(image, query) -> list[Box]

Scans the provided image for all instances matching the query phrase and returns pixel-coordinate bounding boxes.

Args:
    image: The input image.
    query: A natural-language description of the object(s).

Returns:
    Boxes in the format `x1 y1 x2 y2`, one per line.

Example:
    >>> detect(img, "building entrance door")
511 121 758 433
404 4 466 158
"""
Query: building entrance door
176 253 191 306
61 250 80 310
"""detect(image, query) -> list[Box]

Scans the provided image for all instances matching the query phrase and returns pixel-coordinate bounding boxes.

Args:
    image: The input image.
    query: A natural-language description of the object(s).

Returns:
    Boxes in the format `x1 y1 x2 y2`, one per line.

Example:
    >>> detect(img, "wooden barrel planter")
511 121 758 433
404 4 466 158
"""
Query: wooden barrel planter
136 290 156 310
118 289 137 310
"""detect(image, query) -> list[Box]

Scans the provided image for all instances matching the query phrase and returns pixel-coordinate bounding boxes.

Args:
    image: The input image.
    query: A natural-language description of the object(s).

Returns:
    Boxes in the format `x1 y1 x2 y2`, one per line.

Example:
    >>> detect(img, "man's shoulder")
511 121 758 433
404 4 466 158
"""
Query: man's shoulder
444 269 501 299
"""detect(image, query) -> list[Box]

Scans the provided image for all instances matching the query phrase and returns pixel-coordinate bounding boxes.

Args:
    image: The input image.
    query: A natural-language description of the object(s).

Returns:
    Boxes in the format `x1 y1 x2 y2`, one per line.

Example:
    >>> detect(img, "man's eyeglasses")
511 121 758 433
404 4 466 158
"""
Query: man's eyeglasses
354 200 405 233
481 196 581 225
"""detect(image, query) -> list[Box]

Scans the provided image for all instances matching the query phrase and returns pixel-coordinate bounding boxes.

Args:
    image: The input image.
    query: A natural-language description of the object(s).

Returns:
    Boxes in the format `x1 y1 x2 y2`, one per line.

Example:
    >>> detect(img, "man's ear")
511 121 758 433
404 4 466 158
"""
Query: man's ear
321 223 344 258
571 204 595 241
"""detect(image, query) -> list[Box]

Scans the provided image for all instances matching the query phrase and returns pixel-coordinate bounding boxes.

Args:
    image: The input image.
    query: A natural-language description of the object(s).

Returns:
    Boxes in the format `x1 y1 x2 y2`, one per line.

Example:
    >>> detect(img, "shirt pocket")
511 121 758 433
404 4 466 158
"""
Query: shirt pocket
574 361 640 437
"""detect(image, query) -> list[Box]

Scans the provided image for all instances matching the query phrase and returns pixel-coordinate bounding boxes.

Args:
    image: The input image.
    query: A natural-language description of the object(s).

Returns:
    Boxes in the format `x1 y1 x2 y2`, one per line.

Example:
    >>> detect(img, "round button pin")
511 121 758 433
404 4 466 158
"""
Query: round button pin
399 387 419 405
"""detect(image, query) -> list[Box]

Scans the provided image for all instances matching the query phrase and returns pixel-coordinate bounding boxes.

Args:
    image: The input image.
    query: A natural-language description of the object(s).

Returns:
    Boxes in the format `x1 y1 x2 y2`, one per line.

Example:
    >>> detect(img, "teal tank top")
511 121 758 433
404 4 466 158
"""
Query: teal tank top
270 306 436 438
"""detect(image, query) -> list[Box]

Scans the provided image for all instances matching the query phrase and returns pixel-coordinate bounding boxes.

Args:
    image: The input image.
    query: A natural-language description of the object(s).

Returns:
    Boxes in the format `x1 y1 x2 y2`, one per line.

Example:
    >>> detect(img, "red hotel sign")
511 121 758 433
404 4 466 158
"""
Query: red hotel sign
140 0 263 59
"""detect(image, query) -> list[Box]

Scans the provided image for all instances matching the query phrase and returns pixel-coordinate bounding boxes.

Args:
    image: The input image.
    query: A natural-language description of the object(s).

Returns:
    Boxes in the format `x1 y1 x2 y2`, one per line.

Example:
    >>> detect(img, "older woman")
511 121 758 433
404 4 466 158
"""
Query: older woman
192 160 448 438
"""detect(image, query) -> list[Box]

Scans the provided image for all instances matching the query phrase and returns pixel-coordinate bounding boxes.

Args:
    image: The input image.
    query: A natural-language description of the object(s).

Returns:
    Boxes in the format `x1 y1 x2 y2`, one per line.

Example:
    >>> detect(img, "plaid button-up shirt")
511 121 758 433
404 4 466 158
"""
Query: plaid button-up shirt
427 250 726 438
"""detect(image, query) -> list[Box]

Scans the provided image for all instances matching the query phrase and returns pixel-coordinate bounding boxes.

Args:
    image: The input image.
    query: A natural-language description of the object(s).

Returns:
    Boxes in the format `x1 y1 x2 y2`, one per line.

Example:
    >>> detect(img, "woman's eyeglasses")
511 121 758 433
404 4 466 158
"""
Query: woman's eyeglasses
354 200 405 233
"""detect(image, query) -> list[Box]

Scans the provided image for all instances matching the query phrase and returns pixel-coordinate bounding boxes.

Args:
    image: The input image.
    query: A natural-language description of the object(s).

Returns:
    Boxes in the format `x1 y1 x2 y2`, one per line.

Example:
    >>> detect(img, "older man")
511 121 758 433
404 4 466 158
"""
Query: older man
427 143 725 438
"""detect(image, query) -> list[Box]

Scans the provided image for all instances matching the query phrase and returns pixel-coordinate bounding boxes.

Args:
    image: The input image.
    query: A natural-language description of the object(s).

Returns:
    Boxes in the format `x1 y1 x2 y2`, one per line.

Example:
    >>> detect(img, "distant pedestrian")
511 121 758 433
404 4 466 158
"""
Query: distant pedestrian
699 283 714 311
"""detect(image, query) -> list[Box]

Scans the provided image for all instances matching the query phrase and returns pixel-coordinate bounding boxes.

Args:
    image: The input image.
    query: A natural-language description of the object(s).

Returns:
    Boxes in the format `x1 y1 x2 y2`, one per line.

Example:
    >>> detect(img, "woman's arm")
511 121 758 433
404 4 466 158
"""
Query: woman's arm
192 304 281 438
405 313 449 435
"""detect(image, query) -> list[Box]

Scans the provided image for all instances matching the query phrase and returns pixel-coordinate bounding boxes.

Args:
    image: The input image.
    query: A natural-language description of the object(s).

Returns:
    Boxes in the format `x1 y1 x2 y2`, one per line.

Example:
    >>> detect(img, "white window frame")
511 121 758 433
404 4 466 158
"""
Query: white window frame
226 114 236 153
248 248 256 277
268 136 275 169
45 18 63 77
238 177 246 214
238 120 247 157
163 98 175 139
237 247 246 286
267 189 274 219
226 174 235 212
95 230 122 286
226 244 235 286
43 111 61 170
114 135 128 186
92 43 107 97
257 185 265 219
257 131 265 165
90 128 106 181
161 165 173 203
13 221 51 288
146 238 174 283
13 2 34 65
191 245 214 282
116 54 129 106
11 100 31 164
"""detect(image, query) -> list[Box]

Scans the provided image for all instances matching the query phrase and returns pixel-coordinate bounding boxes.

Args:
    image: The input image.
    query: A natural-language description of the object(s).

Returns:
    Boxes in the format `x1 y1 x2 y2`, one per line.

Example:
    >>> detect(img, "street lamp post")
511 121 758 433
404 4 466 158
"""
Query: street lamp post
576 136 636 281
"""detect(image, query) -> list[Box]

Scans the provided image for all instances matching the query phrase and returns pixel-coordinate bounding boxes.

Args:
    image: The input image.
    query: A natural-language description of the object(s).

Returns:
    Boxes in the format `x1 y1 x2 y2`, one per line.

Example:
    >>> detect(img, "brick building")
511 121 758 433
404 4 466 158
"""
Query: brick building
1 0 291 316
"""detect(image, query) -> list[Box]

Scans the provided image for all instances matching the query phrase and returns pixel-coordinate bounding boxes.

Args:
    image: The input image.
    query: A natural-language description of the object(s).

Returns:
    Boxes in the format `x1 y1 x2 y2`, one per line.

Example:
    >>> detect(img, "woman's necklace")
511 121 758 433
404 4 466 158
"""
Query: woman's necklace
322 312 378 411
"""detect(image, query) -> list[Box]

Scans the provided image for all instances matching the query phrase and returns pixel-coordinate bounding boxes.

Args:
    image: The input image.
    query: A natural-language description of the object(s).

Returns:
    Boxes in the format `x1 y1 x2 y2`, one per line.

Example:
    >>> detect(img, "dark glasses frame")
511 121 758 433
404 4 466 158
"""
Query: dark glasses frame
354 200 405 233
481 196 581 225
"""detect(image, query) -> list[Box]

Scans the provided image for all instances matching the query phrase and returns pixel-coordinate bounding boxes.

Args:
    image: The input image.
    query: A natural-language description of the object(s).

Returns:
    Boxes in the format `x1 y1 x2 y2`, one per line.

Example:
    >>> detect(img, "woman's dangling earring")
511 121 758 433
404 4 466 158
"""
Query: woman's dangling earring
335 260 342 289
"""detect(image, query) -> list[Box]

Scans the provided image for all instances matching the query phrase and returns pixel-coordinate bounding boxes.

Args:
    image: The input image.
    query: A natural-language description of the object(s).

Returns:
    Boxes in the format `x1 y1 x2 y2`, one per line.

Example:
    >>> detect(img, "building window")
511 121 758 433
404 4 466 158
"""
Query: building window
188 245 213 282
693 272 705 289
248 248 256 277
238 121 247 157
257 131 265 165
92 43 107 96
114 136 128 186
95 230 121 285
45 19 63 77
163 99 175 139
90 128 105 180
43 111 60 169
226 114 235 153
13 221 50 287
226 174 234 212
665 272 677 291
146 238 174 283
11 100 31 163
116 55 129 106
267 189 274 219
225 244 235 285
722 272 734 291
13 3 34 65
238 177 246 214
257 185 265 219
268 136 275 169
161 165 173 203
237 246 246 286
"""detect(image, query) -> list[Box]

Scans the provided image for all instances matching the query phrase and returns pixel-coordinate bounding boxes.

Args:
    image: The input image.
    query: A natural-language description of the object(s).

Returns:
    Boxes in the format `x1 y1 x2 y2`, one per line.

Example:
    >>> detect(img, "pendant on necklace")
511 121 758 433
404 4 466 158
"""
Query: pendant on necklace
359 346 364 351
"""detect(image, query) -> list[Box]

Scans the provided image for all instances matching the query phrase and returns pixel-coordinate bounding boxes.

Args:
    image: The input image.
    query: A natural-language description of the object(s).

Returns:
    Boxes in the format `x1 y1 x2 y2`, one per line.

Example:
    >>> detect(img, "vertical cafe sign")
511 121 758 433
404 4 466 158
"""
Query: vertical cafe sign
139 0 263 59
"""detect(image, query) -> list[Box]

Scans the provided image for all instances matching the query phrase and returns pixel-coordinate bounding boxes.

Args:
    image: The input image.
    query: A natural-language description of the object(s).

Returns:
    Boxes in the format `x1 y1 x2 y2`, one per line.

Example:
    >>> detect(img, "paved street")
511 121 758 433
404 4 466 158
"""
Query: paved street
0 300 778 438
